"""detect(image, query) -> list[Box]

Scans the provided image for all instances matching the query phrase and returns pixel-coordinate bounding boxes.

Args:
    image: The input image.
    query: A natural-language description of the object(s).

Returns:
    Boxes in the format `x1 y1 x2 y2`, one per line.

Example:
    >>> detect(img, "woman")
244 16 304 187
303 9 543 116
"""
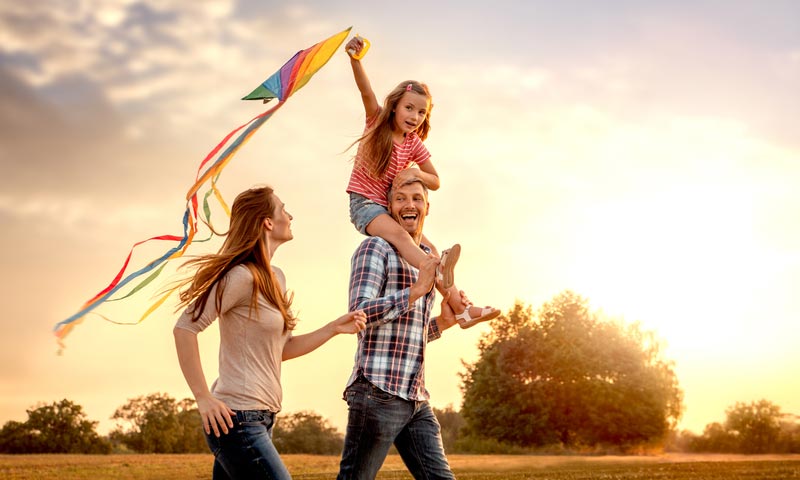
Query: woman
174 185 365 479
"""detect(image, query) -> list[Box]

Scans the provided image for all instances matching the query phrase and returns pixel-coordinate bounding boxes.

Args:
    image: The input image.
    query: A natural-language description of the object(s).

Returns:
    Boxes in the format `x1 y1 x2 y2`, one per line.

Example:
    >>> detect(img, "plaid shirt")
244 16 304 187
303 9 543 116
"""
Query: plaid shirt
345 236 441 401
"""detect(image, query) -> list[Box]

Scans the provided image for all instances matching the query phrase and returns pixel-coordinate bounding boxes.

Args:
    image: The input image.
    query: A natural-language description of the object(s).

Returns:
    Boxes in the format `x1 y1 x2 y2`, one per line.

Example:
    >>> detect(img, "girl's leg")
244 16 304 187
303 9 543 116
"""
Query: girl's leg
420 233 439 257
425 240 499 329
366 214 460 289
440 283 501 329
366 213 428 268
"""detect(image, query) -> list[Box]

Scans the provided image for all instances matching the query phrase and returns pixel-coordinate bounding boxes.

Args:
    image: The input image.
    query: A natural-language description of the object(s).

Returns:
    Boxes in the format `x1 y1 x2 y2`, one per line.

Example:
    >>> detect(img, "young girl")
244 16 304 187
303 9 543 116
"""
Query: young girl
174 186 366 479
344 35 498 328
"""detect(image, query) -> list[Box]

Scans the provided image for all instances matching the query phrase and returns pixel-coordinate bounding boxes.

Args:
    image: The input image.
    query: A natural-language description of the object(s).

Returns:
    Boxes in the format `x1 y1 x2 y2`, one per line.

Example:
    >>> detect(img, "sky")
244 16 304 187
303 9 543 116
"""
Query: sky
1 0 799 438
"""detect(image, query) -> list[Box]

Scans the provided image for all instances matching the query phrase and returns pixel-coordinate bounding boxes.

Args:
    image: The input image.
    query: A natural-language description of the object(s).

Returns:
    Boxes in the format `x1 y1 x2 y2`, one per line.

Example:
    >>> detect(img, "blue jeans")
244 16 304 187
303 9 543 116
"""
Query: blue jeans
204 409 292 480
337 376 455 480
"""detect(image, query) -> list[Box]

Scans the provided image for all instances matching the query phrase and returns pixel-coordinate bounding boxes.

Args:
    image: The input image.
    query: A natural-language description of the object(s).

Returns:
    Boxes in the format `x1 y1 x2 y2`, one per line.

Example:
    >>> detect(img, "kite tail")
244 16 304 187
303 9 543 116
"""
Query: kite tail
54 102 284 347
54 26 351 350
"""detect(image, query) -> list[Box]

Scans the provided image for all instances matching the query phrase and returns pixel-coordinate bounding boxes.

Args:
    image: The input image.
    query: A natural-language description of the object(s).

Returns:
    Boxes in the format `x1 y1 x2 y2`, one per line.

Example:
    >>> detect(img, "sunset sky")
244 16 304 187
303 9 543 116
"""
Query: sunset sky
1 0 799 438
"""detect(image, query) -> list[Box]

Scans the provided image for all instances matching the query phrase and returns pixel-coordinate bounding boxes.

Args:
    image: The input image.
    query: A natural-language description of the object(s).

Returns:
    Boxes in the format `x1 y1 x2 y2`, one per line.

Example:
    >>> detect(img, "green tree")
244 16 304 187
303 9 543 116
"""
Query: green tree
433 405 466 453
725 400 782 453
778 414 800 453
174 398 207 453
272 411 343 454
111 392 205 453
461 292 683 450
460 302 553 447
0 420 36 453
0 399 111 453
688 422 738 453
687 400 793 453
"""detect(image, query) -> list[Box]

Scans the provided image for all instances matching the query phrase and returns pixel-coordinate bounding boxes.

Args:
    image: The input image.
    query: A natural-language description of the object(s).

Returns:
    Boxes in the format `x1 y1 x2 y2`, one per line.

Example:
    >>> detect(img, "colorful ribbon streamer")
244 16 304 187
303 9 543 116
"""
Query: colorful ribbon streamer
54 27 352 349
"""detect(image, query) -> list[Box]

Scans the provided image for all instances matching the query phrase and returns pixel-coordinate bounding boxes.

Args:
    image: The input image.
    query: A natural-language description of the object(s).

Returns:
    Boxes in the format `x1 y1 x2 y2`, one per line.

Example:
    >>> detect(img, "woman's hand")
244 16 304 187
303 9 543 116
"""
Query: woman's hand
333 310 367 334
195 393 235 437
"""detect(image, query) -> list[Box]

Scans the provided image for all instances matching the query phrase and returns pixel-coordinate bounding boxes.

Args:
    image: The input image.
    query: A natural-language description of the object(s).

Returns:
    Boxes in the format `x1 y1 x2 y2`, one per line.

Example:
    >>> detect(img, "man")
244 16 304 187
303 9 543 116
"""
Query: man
337 175 459 480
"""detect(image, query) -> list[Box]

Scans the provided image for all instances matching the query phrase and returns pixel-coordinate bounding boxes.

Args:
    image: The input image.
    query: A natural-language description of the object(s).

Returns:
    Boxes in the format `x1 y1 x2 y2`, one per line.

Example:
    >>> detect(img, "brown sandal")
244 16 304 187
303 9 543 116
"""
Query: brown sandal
437 244 460 289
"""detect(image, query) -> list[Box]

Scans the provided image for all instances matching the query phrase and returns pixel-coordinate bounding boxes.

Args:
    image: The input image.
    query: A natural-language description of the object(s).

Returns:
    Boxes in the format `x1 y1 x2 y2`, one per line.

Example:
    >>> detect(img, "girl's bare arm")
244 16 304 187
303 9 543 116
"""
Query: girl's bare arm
346 37 379 116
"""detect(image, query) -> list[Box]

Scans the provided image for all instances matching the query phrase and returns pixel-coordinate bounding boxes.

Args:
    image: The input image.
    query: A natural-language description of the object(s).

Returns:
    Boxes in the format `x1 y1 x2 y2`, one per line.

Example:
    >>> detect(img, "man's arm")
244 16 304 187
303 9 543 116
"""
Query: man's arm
349 238 410 325
349 238 436 326
426 291 458 340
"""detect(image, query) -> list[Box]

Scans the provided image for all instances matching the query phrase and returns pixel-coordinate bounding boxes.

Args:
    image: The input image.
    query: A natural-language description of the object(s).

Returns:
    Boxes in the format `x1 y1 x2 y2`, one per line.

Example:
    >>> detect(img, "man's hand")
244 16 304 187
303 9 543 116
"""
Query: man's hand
410 253 438 303
457 289 472 309
437 291 458 330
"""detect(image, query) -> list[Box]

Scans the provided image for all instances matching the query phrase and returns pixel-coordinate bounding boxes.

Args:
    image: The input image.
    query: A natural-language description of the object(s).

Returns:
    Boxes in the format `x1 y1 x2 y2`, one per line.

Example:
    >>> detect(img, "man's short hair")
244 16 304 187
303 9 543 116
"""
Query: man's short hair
388 177 428 202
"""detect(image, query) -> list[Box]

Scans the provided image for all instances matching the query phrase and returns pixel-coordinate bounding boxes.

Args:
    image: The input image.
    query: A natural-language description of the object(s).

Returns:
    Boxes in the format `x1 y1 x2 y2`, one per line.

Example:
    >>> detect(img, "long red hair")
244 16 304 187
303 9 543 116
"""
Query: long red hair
177 186 296 331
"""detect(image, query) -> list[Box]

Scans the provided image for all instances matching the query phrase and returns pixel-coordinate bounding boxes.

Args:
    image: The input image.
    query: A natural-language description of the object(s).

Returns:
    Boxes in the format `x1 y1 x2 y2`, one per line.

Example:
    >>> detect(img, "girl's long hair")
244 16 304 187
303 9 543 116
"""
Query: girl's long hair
353 80 432 180
177 186 297 331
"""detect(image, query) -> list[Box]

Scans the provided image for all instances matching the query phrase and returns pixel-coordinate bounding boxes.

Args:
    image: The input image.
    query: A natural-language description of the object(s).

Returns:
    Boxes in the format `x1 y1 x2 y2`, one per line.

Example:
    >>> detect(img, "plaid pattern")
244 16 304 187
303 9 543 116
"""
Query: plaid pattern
345 236 441 401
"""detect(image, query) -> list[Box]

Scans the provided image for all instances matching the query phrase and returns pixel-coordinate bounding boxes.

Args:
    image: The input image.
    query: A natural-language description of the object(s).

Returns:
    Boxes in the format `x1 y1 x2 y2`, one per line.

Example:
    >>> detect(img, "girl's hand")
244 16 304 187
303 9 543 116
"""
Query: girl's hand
393 168 422 188
195 393 235 437
334 310 367 334
345 37 365 58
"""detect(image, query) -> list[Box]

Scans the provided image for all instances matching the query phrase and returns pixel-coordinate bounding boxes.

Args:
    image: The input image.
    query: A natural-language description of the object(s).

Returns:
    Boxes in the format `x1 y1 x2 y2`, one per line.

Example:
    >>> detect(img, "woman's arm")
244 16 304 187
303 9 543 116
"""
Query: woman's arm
282 310 366 360
173 327 235 437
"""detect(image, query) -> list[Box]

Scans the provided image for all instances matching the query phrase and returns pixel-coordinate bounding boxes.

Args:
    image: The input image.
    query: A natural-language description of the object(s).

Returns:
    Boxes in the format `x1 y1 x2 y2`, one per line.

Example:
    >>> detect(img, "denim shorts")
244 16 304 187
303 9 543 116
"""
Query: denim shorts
204 409 291 480
349 192 389 235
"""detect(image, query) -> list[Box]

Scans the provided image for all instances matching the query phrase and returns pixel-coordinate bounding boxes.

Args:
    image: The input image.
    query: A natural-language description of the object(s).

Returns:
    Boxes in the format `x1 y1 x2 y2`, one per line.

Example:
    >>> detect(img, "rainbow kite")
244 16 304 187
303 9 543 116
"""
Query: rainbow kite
53 27 352 349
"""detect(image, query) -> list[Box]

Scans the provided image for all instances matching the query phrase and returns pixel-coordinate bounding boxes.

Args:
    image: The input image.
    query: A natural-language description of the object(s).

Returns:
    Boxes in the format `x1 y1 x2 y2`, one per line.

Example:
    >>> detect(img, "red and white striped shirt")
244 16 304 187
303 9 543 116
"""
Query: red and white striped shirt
346 110 431 207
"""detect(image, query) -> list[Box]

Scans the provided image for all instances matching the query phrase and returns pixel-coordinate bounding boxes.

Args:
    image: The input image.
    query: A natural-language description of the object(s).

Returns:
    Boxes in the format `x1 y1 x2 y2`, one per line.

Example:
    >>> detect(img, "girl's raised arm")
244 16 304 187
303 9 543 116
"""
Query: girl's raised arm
345 37 379 116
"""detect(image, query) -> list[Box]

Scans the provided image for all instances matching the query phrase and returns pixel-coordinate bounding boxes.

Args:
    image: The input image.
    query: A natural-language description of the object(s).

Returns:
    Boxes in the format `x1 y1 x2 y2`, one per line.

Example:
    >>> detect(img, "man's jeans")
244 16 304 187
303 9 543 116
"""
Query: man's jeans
204 409 292 480
337 376 455 480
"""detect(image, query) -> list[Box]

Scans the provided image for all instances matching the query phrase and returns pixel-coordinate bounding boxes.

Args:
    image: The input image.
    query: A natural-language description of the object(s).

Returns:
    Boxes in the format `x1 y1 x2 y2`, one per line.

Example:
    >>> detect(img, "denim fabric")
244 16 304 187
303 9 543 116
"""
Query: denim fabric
337 377 454 480
349 192 389 235
204 410 291 480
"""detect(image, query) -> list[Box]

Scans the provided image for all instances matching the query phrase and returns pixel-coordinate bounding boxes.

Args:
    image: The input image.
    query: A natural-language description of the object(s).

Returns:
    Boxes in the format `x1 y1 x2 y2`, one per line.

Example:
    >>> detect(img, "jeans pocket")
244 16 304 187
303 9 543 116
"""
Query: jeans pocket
368 385 396 404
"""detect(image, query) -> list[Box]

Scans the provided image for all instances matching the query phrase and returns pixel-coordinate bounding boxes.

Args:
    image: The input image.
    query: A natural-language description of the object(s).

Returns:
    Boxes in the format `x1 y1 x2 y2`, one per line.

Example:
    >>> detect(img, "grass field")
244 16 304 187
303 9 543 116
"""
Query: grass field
1 453 799 479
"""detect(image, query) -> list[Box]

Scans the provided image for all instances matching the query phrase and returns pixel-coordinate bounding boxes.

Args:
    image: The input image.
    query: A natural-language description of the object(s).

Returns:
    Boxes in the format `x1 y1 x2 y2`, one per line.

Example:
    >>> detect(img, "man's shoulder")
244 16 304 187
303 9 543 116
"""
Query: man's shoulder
354 237 429 257
356 236 394 254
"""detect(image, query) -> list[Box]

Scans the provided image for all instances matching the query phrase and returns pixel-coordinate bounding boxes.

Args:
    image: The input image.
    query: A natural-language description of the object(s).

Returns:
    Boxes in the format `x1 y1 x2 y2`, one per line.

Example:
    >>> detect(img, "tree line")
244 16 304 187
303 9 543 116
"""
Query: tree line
3 291 797 454
0 393 351 455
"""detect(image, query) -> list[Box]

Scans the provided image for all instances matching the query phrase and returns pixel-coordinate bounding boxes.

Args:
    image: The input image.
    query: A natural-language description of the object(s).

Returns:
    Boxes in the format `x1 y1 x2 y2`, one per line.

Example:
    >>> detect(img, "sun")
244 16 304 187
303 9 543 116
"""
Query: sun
564 182 765 351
